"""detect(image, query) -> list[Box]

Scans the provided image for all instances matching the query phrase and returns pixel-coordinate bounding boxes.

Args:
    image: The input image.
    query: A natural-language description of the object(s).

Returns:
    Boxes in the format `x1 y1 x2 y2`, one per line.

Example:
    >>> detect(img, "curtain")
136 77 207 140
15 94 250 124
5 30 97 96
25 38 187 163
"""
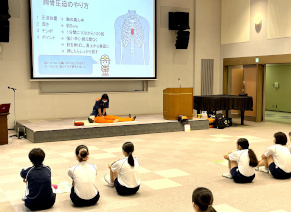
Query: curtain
201 59 214 95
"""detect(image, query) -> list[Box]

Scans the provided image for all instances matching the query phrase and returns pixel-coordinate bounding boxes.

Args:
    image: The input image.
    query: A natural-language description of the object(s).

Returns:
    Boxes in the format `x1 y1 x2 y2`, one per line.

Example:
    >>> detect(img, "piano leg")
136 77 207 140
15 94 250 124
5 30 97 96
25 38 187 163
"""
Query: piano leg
225 110 230 127
241 111 244 125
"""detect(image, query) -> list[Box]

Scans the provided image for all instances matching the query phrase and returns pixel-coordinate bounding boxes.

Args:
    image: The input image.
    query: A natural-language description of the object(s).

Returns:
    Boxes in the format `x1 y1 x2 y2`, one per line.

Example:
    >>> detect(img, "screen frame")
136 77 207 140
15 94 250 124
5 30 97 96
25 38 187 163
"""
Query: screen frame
29 0 157 80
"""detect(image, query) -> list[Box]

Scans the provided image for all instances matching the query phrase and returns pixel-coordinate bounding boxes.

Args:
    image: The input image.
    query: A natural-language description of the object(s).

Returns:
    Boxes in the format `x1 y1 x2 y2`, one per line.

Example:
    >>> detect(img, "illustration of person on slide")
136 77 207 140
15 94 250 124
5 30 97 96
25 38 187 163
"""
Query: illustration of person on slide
100 55 110 76
88 94 136 123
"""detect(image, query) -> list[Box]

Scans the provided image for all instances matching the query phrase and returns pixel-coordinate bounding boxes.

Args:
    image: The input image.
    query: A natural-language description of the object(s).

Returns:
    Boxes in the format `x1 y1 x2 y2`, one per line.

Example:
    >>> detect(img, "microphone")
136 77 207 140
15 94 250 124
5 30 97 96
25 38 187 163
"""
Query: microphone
178 78 181 88
8 86 17 90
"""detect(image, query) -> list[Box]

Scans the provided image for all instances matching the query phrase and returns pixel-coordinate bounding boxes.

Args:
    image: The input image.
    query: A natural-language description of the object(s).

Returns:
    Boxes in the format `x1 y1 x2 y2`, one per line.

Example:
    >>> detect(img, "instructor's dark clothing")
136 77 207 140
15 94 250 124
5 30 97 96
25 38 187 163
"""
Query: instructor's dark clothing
90 98 109 117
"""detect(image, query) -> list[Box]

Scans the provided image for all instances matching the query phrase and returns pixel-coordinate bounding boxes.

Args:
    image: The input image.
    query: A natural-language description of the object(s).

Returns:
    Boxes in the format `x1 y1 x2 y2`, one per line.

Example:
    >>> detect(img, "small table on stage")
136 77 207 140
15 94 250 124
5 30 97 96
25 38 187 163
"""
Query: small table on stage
0 113 9 145
194 95 253 125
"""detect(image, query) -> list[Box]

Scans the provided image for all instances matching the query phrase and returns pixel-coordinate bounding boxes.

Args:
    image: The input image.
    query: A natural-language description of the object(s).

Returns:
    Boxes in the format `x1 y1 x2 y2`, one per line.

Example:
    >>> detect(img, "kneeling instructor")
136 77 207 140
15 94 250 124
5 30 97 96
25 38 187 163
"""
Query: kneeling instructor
89 94 109 122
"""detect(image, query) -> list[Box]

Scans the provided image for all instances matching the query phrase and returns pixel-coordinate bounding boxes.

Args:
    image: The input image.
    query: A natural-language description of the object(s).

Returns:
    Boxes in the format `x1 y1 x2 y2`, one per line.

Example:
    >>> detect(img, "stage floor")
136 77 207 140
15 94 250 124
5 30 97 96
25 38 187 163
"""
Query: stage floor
16 114 209 143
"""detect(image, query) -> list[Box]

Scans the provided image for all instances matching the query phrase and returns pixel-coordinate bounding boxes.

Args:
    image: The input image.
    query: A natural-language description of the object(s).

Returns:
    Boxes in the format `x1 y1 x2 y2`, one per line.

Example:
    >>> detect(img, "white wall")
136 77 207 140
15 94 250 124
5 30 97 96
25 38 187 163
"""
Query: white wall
221 0 250 45
221 0 291 58
194 0 221 96
7 0 291 128
0 0 201 128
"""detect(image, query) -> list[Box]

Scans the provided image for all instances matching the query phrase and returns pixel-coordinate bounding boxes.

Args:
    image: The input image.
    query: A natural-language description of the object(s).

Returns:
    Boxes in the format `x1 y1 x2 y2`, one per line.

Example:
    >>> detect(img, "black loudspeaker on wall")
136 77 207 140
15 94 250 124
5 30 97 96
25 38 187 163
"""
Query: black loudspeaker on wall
0 20 10 42
0 0 11 43
169 12 190 49
176 30 190 49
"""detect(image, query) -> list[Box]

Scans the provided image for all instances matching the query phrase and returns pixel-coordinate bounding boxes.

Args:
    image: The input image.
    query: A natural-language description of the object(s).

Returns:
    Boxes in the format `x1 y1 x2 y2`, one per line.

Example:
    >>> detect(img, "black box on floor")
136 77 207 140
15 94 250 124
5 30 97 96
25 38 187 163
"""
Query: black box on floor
225 118 232 127
17 126 26 139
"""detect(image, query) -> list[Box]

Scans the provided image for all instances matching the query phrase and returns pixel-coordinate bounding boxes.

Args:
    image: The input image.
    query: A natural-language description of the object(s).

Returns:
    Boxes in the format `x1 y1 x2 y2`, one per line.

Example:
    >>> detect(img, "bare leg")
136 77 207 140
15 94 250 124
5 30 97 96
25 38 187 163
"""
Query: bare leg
258 158 268 169
109 169 118 183
227 159 231 170
229 161 238 170
226 158 238 170
223 159 238 178
267 155 274 167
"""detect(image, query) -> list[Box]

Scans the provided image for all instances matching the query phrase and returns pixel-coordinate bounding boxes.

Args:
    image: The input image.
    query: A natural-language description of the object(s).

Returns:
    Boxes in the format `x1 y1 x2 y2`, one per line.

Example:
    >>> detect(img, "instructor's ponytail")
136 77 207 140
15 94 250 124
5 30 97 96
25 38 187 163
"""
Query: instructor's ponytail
122 142 135 167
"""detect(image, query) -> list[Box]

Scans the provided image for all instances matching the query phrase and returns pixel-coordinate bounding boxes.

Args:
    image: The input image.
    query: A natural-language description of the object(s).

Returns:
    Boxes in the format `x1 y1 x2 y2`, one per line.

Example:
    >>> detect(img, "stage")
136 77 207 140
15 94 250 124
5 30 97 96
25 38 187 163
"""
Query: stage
16 114 209 143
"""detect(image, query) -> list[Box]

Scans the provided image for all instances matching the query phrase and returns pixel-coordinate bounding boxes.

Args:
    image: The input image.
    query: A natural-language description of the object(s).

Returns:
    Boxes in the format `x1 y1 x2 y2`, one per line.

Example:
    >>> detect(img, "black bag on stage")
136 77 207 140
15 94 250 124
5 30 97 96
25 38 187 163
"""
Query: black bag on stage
215 113 225 129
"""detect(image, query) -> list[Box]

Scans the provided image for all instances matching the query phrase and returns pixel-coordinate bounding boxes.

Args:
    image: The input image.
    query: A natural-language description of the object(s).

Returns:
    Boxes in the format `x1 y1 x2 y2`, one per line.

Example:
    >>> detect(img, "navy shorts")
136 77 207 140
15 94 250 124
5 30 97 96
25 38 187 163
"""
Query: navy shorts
230 167 255 183
25 193 56 211
269 162 291 179
70 187 100 207
114 178 140 196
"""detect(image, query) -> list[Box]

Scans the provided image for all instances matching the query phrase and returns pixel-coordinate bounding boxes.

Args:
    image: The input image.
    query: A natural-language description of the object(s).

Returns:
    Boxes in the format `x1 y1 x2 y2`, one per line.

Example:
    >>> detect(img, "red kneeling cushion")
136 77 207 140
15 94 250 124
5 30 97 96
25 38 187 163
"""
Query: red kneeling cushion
74 121 84 126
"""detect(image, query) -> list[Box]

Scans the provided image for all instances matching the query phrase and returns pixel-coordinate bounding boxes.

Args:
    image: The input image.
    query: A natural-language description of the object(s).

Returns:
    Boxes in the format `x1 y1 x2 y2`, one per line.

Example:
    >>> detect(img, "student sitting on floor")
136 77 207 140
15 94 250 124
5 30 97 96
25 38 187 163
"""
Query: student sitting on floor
223 138 258 183
20 148 56 211
68 145 100 207
192 187 216 212
256 132 291 179
104 142 140 195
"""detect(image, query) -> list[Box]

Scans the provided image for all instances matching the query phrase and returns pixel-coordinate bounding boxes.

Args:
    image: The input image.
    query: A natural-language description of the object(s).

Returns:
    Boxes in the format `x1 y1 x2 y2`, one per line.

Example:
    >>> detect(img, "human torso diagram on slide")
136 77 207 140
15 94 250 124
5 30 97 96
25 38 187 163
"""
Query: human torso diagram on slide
115 10 150 65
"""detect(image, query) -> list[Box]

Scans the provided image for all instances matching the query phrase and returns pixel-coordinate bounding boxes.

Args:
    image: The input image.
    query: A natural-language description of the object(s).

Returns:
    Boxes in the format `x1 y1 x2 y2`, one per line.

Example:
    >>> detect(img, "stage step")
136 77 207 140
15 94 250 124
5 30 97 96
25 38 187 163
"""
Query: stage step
16 114 209 143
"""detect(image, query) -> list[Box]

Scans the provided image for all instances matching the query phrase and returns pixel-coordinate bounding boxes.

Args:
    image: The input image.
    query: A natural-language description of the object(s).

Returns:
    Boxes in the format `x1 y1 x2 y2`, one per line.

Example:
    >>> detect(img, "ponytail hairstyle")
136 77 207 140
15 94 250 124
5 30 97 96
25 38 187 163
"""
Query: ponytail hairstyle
237 138 258 167
75 145 89 162
192 187 216 212
122 142 135 167
274 132 287 145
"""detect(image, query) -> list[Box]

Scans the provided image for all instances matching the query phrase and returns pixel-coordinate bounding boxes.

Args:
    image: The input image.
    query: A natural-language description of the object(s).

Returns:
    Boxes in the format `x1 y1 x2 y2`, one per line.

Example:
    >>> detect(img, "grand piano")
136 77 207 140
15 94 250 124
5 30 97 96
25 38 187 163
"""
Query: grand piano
194 95 253 125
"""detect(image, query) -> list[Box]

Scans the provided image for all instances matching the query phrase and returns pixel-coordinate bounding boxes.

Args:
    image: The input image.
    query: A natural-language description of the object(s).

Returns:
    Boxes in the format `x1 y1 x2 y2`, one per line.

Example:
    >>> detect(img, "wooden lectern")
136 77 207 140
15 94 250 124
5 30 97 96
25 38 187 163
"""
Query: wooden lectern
0 113 9 145
163 88 193 120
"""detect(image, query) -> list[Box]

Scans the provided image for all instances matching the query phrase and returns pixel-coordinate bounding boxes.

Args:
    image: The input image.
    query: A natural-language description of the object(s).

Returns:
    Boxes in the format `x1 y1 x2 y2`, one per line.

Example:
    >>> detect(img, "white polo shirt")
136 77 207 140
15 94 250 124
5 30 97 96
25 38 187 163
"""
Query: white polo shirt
111 157 140 188
68 161 98 200
288 144 291 153
229 149 255 177
264 144 291 173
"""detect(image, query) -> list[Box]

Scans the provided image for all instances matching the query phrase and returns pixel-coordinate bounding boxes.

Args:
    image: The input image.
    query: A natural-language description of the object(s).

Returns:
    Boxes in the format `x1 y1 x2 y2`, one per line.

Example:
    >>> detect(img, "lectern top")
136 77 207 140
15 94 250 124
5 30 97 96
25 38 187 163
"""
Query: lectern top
163 88 193 93
0 113 10 116
0 103 10 114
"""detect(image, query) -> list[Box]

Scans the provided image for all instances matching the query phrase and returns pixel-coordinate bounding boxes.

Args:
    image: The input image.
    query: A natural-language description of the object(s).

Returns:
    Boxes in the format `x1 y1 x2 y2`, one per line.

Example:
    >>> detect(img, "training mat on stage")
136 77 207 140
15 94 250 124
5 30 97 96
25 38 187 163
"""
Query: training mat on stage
75 120 138 126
